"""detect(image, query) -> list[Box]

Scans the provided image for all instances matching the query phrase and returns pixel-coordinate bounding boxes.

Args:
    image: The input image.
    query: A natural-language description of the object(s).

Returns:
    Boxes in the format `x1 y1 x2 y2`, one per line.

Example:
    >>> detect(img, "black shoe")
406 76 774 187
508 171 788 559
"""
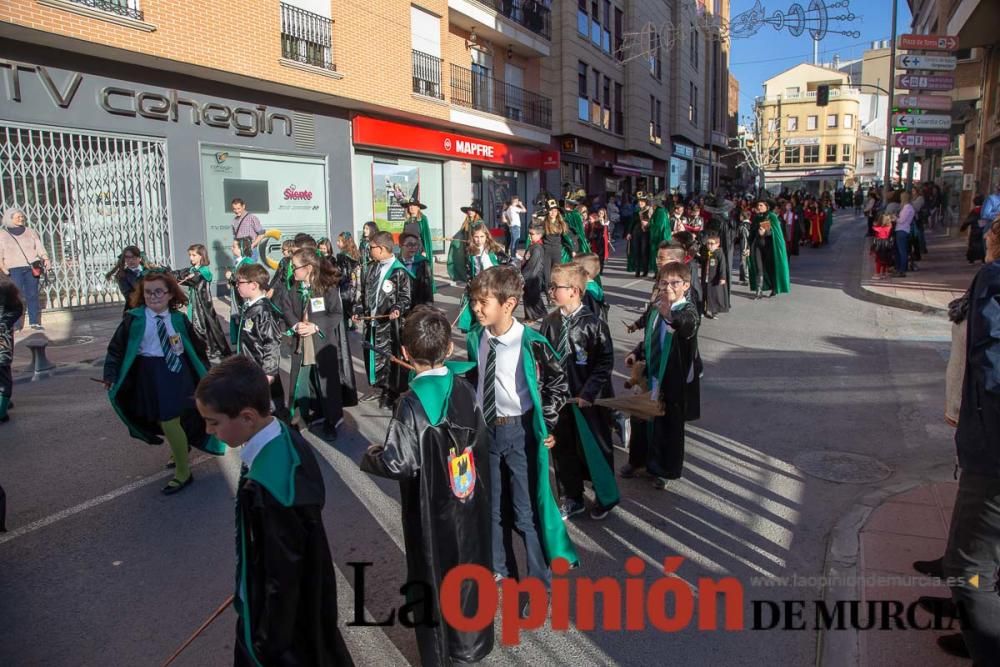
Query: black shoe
936 633 970 659
913 557 944 578
321 422 338 442
559 498 586 520
161 475 194 495
917 595 958 618
0 414 8 424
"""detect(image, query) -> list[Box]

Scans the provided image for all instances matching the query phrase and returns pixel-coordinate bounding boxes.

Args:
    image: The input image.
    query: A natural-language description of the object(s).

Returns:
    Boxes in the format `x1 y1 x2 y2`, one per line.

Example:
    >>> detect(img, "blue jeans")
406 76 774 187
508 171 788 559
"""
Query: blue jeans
9 266 40 326
894 230 909 274
508 225 521 256
490 412 550 585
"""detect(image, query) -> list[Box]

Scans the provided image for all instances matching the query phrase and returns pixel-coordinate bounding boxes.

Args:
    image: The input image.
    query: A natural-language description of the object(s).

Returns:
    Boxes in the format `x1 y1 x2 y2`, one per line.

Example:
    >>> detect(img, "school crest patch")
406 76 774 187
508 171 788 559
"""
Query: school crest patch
448 446 476 500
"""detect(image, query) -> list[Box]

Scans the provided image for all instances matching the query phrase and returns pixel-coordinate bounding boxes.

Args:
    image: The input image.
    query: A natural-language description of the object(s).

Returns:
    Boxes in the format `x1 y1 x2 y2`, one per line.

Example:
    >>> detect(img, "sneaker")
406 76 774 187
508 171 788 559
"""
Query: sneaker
30 324 44 330
559 498 586 520
619 463 640 479
653 477 669 490
590 506 611 521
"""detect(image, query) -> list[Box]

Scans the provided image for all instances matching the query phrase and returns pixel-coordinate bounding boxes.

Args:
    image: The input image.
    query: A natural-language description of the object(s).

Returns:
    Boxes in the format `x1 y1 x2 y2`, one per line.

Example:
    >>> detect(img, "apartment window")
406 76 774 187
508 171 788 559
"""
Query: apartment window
787 116 798 131
803 145 819 163
767 146 780 166
602 0 612 53
842 143 852 161
649 32 662 79
650 95 662 144
690 25 699 69
592 68 602 124
784 146 801 164
614 8 623 61
844 113 854 129
591 0 601 47
64 0 144 20
602 75 612 130
785 87 800 97
863 154 876 168
807 115 818 130
827 114 838 128
826 144 837 162
578 62 589 121
614 82 624 134
577 0 589 35
410 6 442 98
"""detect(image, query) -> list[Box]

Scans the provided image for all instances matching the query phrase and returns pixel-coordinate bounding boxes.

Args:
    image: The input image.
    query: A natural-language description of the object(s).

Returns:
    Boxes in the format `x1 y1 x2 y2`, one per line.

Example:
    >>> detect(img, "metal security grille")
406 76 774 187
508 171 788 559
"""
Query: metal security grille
0 124 170 309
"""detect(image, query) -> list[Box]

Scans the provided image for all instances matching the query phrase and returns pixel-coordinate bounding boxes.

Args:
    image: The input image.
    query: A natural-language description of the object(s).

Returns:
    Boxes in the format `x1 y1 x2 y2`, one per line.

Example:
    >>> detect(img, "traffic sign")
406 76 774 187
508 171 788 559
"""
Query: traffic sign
897 54 956 71
893 114 951 130
893 133 951 149
896 74 955 91
900 34 959 51
895 94 952 111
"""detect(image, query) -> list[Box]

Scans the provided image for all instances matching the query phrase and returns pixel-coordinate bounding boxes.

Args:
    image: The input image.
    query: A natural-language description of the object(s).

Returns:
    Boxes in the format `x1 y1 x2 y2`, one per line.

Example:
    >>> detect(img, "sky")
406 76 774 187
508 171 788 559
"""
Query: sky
728 0 913 124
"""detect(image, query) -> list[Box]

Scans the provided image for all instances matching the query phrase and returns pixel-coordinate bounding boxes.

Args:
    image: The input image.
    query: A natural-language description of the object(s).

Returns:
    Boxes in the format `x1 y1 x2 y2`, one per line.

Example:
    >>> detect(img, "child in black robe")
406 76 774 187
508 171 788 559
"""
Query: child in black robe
234 262 288 422
399 232 434 307
175 244 232 358
702 232 729 318
105 245 148 313
576 253 609 324
520 221 548 324
361 306 494 666
195 356 352 667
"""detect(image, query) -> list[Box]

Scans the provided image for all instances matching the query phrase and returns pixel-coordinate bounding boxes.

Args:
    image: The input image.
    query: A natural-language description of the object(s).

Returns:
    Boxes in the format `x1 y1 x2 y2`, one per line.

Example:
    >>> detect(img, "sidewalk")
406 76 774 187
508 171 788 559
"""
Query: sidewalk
857 481 966 666
859 226 977 313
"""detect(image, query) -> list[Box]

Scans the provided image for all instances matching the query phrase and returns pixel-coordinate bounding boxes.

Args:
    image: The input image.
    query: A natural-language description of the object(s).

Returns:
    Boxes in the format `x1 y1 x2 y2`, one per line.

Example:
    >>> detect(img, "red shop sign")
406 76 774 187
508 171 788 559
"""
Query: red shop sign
353 115 547 169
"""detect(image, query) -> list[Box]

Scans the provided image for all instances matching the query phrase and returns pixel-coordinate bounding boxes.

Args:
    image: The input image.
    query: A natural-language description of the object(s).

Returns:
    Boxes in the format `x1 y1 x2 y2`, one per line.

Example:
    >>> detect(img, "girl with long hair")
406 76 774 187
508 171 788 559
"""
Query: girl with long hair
455 224 509 332
105 245 147 307
173 244 231 358
447 205 481 283
359 222 379 268
335 232 362 330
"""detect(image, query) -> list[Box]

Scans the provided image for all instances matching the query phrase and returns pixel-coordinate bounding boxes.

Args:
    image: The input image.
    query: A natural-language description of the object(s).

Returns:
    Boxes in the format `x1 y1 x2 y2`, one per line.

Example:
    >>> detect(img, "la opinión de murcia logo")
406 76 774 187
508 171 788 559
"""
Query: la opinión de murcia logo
283 185 313 201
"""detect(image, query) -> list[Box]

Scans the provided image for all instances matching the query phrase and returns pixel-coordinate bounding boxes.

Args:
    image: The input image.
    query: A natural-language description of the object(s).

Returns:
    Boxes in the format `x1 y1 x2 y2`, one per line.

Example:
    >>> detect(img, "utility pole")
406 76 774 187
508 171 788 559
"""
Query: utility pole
883 0 898 193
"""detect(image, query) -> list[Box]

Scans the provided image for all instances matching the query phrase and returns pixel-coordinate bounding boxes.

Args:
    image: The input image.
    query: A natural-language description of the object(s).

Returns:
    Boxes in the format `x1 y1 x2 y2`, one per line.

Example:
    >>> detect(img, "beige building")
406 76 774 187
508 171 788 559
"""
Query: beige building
757 63 861 193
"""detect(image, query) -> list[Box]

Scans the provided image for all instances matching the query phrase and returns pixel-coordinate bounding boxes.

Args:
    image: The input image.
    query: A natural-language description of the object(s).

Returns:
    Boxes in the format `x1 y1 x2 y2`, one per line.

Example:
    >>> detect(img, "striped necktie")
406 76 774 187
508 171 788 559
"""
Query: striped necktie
558 315 571 359
156 314 183 373
483 337 499 425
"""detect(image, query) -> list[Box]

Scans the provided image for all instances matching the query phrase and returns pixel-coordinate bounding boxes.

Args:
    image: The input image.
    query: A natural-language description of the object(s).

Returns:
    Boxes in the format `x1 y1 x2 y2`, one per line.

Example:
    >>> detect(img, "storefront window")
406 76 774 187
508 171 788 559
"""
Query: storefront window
670 157 690 195
351 153 444 251
200 145 328 273
473 166 527 228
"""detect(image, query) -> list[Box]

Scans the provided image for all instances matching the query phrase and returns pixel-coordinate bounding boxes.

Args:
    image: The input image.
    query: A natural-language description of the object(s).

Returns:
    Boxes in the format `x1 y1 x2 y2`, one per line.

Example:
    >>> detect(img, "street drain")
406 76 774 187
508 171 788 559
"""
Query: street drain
793 450 892 484
47 335 95 347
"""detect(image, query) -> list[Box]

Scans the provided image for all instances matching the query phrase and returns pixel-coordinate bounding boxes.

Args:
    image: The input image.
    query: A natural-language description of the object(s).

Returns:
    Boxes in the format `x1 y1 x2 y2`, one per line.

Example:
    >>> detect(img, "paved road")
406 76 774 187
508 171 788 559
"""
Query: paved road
0 211 955 666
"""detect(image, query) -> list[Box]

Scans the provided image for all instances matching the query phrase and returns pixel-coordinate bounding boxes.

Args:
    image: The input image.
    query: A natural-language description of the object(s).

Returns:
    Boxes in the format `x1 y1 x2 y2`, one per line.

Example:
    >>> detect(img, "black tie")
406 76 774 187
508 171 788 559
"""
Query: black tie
484 337 499 424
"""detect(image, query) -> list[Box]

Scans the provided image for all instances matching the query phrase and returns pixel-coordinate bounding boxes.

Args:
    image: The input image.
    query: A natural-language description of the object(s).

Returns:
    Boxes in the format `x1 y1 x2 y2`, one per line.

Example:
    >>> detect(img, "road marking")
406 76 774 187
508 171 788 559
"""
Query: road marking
621 278 649 289
0 454 213 546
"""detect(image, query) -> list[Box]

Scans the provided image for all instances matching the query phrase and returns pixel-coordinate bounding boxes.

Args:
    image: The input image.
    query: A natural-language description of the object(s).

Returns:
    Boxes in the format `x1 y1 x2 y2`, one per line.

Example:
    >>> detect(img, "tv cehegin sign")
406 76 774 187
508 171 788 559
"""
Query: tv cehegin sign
0 59 293 138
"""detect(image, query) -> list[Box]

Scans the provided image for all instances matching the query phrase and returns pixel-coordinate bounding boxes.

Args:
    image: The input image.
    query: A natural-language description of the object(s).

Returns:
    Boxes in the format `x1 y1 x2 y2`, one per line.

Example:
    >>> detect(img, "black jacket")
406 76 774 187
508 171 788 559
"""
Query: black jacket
236 298 283 377
403 256 434 307
631 301 701 422
1 284 23 368
173 267 231 358
360 376 494 665
521 242 548 321
116 268 142 303
354 260 412 393
956 261 1000 477
236 428 352 666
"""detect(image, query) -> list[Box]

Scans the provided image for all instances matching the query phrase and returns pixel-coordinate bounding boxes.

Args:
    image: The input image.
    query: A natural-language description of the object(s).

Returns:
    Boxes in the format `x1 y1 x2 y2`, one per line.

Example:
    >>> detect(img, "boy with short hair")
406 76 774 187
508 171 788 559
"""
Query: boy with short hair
540 263 619 521
574 253 609 324
701 232 728 319
620 261 701 489
467 265 577 592
235 262 288 421
353 231 412 409
520 221 548 324
194 356 350 666
361 306 494 665
398 232 434 307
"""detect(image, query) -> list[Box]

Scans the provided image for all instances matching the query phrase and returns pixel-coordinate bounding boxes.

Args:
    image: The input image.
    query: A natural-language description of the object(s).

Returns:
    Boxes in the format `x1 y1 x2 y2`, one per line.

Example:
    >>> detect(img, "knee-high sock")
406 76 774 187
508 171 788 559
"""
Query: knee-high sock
161 418 191 481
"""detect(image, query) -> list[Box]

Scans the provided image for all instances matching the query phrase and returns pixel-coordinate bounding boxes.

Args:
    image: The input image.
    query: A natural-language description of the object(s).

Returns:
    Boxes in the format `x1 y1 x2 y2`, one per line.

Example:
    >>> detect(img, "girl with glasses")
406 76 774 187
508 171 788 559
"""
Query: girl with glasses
105 245 147 314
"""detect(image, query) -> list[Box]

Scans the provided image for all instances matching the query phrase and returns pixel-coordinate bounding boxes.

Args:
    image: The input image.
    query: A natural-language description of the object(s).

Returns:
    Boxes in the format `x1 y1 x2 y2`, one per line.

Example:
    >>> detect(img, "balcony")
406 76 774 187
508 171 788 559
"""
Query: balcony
448 0 551 57
412 50 444 100
280 3 335 71
450 63 551 130
63 0 143 20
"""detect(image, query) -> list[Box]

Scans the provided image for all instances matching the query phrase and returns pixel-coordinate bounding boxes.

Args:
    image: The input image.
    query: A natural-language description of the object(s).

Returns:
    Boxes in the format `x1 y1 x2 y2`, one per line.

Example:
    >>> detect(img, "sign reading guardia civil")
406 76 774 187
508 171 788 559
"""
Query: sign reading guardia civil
0 59 293 138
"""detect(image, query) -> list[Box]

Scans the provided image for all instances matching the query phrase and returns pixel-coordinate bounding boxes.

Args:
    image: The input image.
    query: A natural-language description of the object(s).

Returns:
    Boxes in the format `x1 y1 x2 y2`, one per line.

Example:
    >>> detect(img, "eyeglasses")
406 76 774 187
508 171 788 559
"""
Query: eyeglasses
123 255 138 260
144 288 169 298
658 280 687 289
292 264 309 271
548 284 574 293
235 280 254 285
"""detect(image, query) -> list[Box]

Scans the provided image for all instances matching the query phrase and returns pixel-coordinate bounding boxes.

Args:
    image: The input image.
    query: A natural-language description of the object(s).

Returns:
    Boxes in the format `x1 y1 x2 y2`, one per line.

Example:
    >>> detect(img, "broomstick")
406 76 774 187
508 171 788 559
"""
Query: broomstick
361 341 416 371
566 391 663 421
356 314 393 321
159 594 234 667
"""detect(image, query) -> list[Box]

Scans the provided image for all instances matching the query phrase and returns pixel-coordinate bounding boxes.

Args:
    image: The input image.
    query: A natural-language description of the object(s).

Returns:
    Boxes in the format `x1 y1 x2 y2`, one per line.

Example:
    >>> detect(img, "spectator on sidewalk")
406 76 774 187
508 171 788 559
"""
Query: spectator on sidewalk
943 218 1000 664
961 195 986 264
1 208 50 331
893 193 914 278
980 184 1000 227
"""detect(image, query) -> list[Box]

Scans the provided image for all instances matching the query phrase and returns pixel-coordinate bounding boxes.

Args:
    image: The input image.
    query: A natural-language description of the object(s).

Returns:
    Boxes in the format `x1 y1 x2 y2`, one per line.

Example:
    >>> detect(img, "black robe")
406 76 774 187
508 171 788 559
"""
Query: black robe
706 218 733 311
236 297 287 420
354 259 412 396
539 307 619 510
402 255 434 307
521 241 548 322
279 283 359 428
235 424 352 666
703 248 729 315
334 253 361 320
360 372 494 666
174 267 231 358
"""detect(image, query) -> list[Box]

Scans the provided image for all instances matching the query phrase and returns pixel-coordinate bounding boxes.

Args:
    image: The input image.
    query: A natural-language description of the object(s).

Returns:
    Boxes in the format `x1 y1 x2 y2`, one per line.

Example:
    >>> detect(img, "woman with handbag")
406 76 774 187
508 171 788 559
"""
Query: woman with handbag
0 208 50 331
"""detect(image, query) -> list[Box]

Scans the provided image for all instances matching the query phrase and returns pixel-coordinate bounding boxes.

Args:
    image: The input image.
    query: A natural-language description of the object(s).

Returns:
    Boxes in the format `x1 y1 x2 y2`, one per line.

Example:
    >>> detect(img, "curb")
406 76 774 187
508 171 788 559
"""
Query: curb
852 241 948 316
815 464 954 667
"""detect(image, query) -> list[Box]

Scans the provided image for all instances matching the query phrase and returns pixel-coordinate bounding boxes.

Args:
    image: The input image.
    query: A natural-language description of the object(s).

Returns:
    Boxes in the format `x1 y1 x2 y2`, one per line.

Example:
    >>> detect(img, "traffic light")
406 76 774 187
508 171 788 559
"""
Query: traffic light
816 85 830 107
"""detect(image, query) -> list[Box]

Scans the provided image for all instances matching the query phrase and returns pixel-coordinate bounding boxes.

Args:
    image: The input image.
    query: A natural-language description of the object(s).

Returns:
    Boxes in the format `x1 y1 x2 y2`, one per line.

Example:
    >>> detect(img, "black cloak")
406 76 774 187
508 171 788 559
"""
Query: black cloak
354 259 412 395
521 241 548 322
174 266 231 358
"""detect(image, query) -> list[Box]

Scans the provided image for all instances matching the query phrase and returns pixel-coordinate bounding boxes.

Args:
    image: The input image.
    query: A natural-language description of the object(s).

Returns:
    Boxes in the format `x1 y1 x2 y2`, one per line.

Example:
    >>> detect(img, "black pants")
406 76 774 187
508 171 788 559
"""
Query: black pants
627 406 685 479
633 232 651 276
944 471 1000 664
553 406 586 501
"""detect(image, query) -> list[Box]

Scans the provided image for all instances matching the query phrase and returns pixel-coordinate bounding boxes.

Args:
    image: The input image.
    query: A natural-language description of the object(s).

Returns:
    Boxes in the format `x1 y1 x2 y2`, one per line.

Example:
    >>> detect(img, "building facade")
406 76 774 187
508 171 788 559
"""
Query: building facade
757 63 861 194
0 0 557 307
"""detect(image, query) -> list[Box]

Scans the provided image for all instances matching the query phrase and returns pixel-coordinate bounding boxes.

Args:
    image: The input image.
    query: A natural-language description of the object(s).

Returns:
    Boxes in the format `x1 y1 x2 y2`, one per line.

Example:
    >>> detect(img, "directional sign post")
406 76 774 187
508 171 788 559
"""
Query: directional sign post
894 94 953 112
893 113 951 130
897 54 957 71
899 34 959 51
893 134 951 149
895 74 956 91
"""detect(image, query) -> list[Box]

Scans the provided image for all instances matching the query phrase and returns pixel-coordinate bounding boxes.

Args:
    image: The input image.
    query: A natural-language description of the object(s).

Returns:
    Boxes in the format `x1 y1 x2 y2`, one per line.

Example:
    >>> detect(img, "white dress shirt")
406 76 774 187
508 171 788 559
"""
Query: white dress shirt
139 307 181 357
476 319 532 417
414 366 449 380
240 417 282 468
473 249 495 274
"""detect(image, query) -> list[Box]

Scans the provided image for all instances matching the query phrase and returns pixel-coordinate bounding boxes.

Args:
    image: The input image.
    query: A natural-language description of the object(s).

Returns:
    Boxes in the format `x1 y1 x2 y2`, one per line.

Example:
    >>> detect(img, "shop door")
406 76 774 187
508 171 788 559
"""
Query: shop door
0 124 170 309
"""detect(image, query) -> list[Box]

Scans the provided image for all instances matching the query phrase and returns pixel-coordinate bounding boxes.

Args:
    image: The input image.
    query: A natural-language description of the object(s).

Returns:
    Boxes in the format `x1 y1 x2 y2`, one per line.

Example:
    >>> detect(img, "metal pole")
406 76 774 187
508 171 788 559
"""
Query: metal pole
883 0 899 193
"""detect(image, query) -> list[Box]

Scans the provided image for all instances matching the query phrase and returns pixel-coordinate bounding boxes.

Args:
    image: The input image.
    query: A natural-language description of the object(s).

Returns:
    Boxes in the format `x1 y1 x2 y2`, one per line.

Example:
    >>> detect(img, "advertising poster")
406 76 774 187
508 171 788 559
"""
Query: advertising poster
372 163 419 234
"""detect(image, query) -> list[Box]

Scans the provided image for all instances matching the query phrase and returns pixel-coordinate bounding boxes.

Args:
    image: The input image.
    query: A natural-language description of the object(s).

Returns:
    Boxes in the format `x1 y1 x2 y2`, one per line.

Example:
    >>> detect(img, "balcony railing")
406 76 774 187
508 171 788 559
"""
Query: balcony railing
472 0 552 40
66 0 143 20
412 50 444 100
280 3 335 71
450 64 552 130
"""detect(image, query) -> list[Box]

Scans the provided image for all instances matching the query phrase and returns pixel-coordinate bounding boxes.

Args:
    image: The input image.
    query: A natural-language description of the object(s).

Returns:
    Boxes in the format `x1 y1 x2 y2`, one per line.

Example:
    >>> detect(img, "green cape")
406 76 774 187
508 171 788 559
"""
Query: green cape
565 210 591 254
748 211 791 294
409 368 454 427
410 214 437 294
648 206 671 273
466 324 579 567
